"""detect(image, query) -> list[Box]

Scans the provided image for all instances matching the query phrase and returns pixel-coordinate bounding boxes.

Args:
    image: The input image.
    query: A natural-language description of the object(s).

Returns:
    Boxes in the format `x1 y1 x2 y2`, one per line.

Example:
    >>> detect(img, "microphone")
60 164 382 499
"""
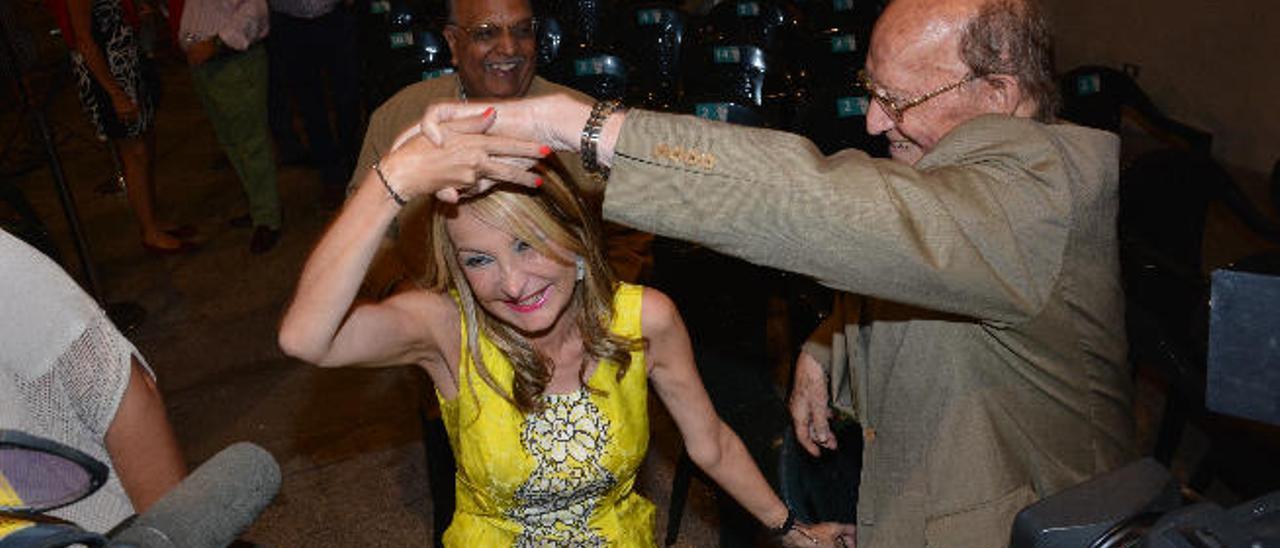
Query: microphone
108 442 280 548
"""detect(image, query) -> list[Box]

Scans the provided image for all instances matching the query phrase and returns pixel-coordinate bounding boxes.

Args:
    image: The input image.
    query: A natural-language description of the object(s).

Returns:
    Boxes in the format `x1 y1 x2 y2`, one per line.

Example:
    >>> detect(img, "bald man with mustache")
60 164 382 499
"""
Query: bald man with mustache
389 0 1137 545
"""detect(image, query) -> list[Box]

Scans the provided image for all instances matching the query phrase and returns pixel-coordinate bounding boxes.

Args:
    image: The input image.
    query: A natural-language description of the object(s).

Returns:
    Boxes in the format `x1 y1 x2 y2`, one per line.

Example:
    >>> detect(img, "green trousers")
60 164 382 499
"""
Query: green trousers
190 44 281 229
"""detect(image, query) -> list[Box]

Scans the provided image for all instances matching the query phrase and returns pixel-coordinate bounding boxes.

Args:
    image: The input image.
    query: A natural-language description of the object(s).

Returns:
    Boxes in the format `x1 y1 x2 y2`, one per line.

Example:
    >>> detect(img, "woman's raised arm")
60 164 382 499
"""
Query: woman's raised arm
277 163 426 367
278 111 548 369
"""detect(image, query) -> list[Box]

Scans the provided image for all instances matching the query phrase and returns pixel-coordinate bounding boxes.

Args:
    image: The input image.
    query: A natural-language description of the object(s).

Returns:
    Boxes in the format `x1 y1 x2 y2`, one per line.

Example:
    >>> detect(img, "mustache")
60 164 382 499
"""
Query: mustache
484 57 527 65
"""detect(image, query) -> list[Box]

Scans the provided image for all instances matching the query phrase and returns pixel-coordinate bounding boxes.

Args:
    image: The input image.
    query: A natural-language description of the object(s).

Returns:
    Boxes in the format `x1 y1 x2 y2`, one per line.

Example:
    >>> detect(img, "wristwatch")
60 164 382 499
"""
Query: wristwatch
181 32 222 50
580 99 625 178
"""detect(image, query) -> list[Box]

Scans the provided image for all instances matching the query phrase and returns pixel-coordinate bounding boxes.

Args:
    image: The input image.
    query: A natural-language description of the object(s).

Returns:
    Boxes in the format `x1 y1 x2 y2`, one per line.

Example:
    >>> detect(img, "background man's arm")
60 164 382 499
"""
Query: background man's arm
105 358 187 512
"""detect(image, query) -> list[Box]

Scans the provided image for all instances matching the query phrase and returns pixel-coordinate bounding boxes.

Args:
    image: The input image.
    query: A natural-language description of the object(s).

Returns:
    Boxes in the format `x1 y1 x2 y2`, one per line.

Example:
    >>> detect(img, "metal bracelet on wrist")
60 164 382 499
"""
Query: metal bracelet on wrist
579 99 624 177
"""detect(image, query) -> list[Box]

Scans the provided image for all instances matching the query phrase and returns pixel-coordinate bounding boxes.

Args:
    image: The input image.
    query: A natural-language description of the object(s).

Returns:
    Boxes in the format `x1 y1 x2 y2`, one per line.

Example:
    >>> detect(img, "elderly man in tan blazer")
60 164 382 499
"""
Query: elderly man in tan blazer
381 0 1138 545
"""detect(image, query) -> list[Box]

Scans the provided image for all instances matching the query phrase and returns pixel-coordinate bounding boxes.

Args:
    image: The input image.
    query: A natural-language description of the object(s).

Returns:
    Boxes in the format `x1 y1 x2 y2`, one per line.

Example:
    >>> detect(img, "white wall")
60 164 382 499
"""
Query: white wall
1043 0 1279 176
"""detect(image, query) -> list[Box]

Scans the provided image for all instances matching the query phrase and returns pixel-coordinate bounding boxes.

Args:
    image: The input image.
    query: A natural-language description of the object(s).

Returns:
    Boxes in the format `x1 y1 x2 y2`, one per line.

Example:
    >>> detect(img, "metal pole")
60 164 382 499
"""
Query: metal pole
0 19 105 299
0 12 144 332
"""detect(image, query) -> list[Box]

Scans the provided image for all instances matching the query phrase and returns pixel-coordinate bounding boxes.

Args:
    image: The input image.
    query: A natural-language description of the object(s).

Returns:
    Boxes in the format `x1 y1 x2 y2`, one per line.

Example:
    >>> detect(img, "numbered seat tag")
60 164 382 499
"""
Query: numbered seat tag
422 68 455 81
831 34 857 53
389 31 414 49
637 9 667 25
713 46 742 64
1076 73 1102 95
574 56 624 77
836 96 868 118
695 103 732 122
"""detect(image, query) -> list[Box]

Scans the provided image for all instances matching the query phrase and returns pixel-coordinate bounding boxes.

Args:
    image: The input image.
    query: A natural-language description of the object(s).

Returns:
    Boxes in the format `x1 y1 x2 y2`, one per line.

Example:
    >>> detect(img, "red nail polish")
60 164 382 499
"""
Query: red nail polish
482 107 496 118
534 177 543 187
539 145 551 157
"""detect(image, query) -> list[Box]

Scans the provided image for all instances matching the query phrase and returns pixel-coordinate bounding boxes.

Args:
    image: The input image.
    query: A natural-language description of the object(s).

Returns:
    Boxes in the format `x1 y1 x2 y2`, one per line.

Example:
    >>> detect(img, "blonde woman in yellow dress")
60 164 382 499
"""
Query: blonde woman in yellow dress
278 111 855 547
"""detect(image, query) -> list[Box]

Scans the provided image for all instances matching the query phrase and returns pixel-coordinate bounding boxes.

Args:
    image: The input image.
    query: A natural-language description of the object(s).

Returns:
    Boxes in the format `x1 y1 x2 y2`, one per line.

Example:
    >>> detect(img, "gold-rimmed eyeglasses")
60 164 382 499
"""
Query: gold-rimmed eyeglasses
448 17 538 45
856 69 977 122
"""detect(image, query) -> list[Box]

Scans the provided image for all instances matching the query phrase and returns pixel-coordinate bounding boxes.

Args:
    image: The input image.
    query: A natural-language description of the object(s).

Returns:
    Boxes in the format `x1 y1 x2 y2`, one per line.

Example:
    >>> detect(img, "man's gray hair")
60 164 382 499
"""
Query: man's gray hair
959 0 1059 122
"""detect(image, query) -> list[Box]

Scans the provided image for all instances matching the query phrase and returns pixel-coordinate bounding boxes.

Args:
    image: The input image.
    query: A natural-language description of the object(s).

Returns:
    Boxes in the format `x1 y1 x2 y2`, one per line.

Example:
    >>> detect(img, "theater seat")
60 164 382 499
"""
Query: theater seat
681 44 795 128
548 51 629 101
620 4 687 110
792 80 886 156
698 0 791 53
535 14 564 69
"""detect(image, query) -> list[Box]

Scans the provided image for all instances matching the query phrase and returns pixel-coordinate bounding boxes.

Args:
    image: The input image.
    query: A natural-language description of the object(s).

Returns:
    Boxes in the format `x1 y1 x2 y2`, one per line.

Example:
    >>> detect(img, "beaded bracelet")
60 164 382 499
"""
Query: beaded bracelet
770 508 797 537
770 508 818 544
372 160 407 207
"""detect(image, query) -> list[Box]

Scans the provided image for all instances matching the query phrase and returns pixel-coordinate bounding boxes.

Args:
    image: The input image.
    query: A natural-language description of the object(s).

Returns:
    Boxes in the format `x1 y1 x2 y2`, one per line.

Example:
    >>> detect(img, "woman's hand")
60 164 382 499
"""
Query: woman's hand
108 87 140 123
185 37 220 67
782 522 857 547
384 107 547 203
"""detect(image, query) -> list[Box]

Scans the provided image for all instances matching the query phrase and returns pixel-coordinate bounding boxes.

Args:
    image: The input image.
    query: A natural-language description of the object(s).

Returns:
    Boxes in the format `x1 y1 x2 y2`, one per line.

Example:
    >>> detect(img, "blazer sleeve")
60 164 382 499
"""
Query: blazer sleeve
603 111 1073 324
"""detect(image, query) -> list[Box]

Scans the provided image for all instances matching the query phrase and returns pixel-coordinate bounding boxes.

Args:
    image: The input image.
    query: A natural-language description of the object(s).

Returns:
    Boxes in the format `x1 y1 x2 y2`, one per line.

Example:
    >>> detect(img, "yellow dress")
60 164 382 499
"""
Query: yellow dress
438 283 656 547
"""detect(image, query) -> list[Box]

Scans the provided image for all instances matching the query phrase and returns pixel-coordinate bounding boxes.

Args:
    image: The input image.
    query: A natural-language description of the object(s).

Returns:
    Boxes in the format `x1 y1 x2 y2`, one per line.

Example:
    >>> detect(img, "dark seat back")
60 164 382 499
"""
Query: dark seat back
800 25 870 84
545 0 618 52
535 14 564 69
620 4 687 110
408 29 454 81
548 51 628 101
1059 65 1212 154
361 0 455 106
699 0 791 52
795 0 882 34
682 44 796 127
792 78 885 156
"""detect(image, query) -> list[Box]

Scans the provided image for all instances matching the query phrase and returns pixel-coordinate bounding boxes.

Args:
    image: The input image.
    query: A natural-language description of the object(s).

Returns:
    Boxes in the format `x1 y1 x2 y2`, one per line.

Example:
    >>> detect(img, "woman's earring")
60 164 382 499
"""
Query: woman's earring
575 257 586 281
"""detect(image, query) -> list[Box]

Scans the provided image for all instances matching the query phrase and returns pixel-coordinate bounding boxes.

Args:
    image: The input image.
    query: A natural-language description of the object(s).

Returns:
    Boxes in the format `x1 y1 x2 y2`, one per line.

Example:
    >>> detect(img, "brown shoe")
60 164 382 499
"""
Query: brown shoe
249 226 280 255
143 238 201 256
228 213 253 229
163 224 199 240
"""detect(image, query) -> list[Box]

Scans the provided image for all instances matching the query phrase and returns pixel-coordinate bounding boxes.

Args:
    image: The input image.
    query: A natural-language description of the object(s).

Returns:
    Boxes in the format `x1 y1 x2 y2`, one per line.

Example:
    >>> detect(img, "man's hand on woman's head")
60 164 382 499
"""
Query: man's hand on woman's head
383 107 547 203
396 94 620 200
416 94 591 152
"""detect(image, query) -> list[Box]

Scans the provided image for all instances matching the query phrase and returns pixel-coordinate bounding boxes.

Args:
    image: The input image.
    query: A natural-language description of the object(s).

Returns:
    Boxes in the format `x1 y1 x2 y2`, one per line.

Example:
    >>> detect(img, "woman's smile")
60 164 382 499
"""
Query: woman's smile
505 285 550 313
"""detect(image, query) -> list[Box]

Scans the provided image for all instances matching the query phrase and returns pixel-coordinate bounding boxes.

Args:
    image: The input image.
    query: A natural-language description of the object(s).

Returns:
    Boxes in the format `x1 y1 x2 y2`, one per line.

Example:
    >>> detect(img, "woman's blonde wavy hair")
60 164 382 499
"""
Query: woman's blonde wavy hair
420 157 643 414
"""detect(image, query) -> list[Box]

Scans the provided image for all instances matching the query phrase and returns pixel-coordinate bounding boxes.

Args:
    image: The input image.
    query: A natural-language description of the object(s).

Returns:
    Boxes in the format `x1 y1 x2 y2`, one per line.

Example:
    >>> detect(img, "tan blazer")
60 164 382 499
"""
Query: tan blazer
603 111 1137 547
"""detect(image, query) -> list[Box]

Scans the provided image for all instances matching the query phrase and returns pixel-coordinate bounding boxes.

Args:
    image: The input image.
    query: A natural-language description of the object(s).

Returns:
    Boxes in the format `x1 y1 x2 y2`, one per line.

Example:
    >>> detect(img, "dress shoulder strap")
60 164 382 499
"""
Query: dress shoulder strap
609 283 645 340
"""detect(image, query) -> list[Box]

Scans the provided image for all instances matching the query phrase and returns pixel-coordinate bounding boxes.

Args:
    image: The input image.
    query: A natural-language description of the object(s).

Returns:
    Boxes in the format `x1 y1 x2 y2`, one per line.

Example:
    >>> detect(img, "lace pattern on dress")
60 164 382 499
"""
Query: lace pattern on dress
508 389 616 547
